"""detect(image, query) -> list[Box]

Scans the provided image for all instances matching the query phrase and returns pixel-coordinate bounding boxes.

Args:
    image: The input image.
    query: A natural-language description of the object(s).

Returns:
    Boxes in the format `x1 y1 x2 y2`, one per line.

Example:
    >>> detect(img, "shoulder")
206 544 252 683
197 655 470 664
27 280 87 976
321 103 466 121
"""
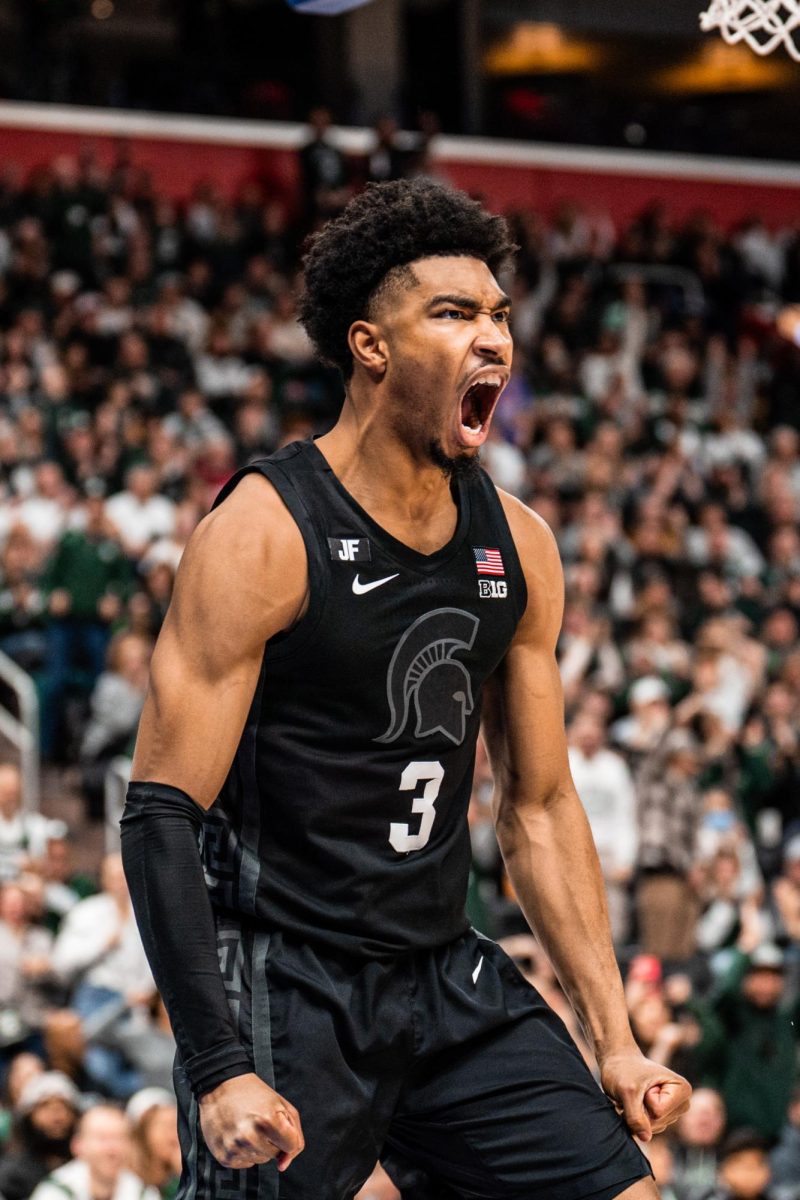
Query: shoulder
183 471 304 578
167 470 308 645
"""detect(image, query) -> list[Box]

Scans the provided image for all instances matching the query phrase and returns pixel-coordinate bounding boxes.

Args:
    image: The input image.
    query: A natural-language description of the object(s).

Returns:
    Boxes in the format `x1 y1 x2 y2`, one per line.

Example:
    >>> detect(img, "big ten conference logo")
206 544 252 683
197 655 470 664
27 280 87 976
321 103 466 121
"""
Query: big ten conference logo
479 579 507 599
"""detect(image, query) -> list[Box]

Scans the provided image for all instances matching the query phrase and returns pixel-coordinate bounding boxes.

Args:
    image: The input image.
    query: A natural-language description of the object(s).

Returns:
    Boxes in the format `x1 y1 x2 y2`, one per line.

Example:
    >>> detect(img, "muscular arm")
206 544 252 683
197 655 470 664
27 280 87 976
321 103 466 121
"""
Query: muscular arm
123 473 307 1171
131 473 307 799
482 492 690 1140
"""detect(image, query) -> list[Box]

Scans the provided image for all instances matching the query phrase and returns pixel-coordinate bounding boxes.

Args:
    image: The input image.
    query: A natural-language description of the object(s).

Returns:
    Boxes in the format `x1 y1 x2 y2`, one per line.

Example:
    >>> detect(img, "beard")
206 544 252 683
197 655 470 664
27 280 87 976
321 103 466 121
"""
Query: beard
429 439 482 482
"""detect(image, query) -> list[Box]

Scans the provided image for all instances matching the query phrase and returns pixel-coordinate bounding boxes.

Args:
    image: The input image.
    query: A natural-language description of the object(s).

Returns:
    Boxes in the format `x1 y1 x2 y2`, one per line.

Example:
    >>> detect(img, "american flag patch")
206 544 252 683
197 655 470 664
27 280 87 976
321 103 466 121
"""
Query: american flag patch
474 547 505 576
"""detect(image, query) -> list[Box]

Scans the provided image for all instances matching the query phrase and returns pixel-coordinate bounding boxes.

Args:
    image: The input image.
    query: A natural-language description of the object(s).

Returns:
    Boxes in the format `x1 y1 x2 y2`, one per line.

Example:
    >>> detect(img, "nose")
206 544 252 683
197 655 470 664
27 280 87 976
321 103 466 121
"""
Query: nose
472 312 511 361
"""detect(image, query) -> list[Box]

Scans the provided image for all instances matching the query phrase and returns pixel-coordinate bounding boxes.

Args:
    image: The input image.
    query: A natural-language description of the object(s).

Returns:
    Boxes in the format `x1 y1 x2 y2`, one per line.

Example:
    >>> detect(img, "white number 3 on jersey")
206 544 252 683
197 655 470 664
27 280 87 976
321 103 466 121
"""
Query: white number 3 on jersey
389 761 444 853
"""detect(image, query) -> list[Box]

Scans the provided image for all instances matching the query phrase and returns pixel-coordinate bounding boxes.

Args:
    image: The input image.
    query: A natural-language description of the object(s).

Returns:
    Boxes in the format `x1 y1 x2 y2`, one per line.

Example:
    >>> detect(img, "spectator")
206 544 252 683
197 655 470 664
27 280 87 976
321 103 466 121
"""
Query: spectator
160 390 228 457
30 1104 158 1200
611 675 673 756
0 527 48 671
700 1128 785 1200
0 1071 82 1200
706 945 800 1140
364 117 408 184
32 836 96 935
673 1087 728 1199
695 848 768 971
635 732 704 961
0 881 55 1061
771 1087 800 1194
126 1091 181 1200
0 1052 46 1146
14 462 70 557
567 711 638 946
78 633 152 821
40 487 133 760
299 107 350 223
772 835 800 946
695 789 763 900
0 764 66 883
104 467 176 563
51 855 155 1099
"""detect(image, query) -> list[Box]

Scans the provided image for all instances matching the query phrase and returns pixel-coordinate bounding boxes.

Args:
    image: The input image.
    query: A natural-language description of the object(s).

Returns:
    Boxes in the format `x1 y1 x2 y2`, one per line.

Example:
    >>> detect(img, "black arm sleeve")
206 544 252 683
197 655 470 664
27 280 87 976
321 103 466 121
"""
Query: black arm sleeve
120 780 253 1098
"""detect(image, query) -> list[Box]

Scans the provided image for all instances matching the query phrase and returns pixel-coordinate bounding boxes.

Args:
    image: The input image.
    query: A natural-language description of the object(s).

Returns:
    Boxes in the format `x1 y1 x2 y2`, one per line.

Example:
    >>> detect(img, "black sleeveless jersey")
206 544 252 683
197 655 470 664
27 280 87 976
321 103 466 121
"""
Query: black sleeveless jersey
203 440 527 958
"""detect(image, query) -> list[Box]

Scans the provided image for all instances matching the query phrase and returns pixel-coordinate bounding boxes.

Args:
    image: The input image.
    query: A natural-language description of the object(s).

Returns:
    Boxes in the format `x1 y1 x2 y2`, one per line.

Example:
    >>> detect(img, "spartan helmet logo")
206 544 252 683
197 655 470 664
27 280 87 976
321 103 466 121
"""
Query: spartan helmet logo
375 608 480 746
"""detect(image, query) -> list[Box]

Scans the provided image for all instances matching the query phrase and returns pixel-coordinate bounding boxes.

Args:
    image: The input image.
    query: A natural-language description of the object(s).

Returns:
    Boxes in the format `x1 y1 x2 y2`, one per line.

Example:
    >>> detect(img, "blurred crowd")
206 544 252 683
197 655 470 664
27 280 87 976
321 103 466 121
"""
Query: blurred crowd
0 116 795 1200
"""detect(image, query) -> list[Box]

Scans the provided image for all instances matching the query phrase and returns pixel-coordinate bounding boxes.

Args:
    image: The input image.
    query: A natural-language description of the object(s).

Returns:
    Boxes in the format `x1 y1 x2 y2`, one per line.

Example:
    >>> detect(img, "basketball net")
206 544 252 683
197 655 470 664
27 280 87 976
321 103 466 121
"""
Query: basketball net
700 0 800 60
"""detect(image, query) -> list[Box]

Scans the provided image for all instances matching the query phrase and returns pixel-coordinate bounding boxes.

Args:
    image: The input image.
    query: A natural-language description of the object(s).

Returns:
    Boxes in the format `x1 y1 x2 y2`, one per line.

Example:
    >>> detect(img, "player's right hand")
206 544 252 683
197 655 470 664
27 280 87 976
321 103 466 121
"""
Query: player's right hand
199 1072 304 1172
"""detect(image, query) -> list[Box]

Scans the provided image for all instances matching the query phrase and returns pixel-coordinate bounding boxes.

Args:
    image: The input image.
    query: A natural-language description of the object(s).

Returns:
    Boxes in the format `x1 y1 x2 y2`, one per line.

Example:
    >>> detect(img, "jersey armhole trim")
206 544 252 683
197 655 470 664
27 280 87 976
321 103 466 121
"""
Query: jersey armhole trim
211 459 330 663
259 460 330 663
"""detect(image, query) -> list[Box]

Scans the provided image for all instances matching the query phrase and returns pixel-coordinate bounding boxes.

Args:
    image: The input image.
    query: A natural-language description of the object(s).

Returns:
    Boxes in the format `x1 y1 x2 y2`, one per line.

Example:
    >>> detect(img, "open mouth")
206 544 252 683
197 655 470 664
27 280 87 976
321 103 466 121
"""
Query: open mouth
458 375 505 444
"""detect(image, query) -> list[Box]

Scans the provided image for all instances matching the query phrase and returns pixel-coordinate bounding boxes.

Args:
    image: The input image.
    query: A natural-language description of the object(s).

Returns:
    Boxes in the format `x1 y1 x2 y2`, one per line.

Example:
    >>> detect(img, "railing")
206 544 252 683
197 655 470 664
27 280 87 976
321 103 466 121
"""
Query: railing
104 756 132 851
608 263 706 315
0 650 39 812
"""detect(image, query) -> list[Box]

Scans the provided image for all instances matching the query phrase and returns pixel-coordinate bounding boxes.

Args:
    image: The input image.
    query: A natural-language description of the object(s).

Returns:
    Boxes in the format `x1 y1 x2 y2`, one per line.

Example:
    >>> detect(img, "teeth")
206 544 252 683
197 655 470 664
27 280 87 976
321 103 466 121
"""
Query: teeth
466 375 502 395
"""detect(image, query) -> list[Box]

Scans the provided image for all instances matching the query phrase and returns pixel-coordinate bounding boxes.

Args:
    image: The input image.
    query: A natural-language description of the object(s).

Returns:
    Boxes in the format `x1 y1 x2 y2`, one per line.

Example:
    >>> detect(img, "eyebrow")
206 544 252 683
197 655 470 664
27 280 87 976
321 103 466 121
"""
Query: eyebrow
427 293 512 312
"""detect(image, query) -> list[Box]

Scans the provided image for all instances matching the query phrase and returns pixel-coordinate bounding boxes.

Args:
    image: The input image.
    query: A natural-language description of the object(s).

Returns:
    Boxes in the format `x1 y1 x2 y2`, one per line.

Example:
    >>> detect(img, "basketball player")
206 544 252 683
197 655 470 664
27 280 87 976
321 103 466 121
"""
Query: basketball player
120 179 690 1200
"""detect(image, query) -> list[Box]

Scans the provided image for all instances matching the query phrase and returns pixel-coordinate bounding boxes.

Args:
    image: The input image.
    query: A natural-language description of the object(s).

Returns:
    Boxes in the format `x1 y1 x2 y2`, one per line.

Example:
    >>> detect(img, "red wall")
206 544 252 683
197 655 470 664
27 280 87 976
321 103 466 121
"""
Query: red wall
0 126 301 205
0 117 798 229
444 160 800 230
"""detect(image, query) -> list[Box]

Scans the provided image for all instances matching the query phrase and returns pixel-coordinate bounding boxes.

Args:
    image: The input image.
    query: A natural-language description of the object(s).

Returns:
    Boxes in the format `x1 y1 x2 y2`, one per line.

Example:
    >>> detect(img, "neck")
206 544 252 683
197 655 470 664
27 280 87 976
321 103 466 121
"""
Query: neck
316 395 455 525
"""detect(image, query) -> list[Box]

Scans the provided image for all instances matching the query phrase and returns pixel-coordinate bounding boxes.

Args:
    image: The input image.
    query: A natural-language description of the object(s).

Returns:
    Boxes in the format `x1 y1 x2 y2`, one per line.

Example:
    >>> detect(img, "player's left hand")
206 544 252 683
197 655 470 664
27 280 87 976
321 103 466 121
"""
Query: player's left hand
599 1051 691 1143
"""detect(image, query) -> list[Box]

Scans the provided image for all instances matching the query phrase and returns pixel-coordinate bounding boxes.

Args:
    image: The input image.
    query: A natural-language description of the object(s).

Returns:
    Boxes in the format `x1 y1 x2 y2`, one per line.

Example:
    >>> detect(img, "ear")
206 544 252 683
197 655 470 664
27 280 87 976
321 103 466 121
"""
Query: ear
348 320 387 379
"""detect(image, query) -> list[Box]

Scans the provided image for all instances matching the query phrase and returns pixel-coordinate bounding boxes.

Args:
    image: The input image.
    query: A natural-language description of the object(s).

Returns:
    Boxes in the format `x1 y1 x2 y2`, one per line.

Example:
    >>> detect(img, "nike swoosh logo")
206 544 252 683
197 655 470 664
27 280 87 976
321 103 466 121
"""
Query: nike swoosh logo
352 573 399 595
472 957 484 985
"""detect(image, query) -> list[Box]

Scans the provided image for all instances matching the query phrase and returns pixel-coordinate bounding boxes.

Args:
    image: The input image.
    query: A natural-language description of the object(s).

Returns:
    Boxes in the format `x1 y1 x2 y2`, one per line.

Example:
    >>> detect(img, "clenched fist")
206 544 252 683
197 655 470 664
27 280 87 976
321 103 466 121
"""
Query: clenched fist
600 1051 691 1143
199 1073 304 1173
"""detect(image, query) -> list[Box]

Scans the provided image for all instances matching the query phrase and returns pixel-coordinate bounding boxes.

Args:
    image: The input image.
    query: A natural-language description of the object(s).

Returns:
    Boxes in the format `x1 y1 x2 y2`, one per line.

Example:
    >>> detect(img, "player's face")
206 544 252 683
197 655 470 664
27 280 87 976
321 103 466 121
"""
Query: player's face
376 256 512 474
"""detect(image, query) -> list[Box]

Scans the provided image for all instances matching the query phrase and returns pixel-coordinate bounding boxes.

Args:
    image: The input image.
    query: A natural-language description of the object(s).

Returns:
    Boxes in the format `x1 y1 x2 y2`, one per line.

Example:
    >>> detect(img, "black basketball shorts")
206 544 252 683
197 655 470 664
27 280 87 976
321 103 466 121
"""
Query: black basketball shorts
174 920 652 1200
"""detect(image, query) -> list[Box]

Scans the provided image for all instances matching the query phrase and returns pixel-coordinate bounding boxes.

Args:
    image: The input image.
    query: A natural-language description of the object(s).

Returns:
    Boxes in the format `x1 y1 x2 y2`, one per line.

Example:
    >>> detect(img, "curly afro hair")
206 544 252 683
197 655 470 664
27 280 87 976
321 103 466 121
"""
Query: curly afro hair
300 179 517 378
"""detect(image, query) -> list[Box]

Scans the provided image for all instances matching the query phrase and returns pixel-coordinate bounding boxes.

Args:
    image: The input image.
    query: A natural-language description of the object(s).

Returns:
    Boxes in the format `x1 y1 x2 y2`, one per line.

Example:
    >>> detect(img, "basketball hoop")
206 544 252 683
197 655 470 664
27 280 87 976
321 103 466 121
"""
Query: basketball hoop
700 0 800 60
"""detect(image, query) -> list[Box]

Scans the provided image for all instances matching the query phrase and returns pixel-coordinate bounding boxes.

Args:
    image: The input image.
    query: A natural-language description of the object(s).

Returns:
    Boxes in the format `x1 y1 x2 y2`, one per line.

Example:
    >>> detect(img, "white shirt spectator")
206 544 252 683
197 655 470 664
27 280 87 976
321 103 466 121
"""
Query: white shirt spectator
701 427 766 474
568 745 639 877
105 490 175 554
482 436 528 498
697 652 754 733
685 523 765 577
16 495 67 548
51 893 154 996
31 1160 157 1200
194 353 255 398
0 811 67 882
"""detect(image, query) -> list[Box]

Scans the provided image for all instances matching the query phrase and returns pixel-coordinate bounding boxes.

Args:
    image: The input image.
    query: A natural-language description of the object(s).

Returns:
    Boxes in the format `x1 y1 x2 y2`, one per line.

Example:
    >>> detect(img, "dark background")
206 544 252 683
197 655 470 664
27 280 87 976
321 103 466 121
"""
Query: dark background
0 0 798 159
